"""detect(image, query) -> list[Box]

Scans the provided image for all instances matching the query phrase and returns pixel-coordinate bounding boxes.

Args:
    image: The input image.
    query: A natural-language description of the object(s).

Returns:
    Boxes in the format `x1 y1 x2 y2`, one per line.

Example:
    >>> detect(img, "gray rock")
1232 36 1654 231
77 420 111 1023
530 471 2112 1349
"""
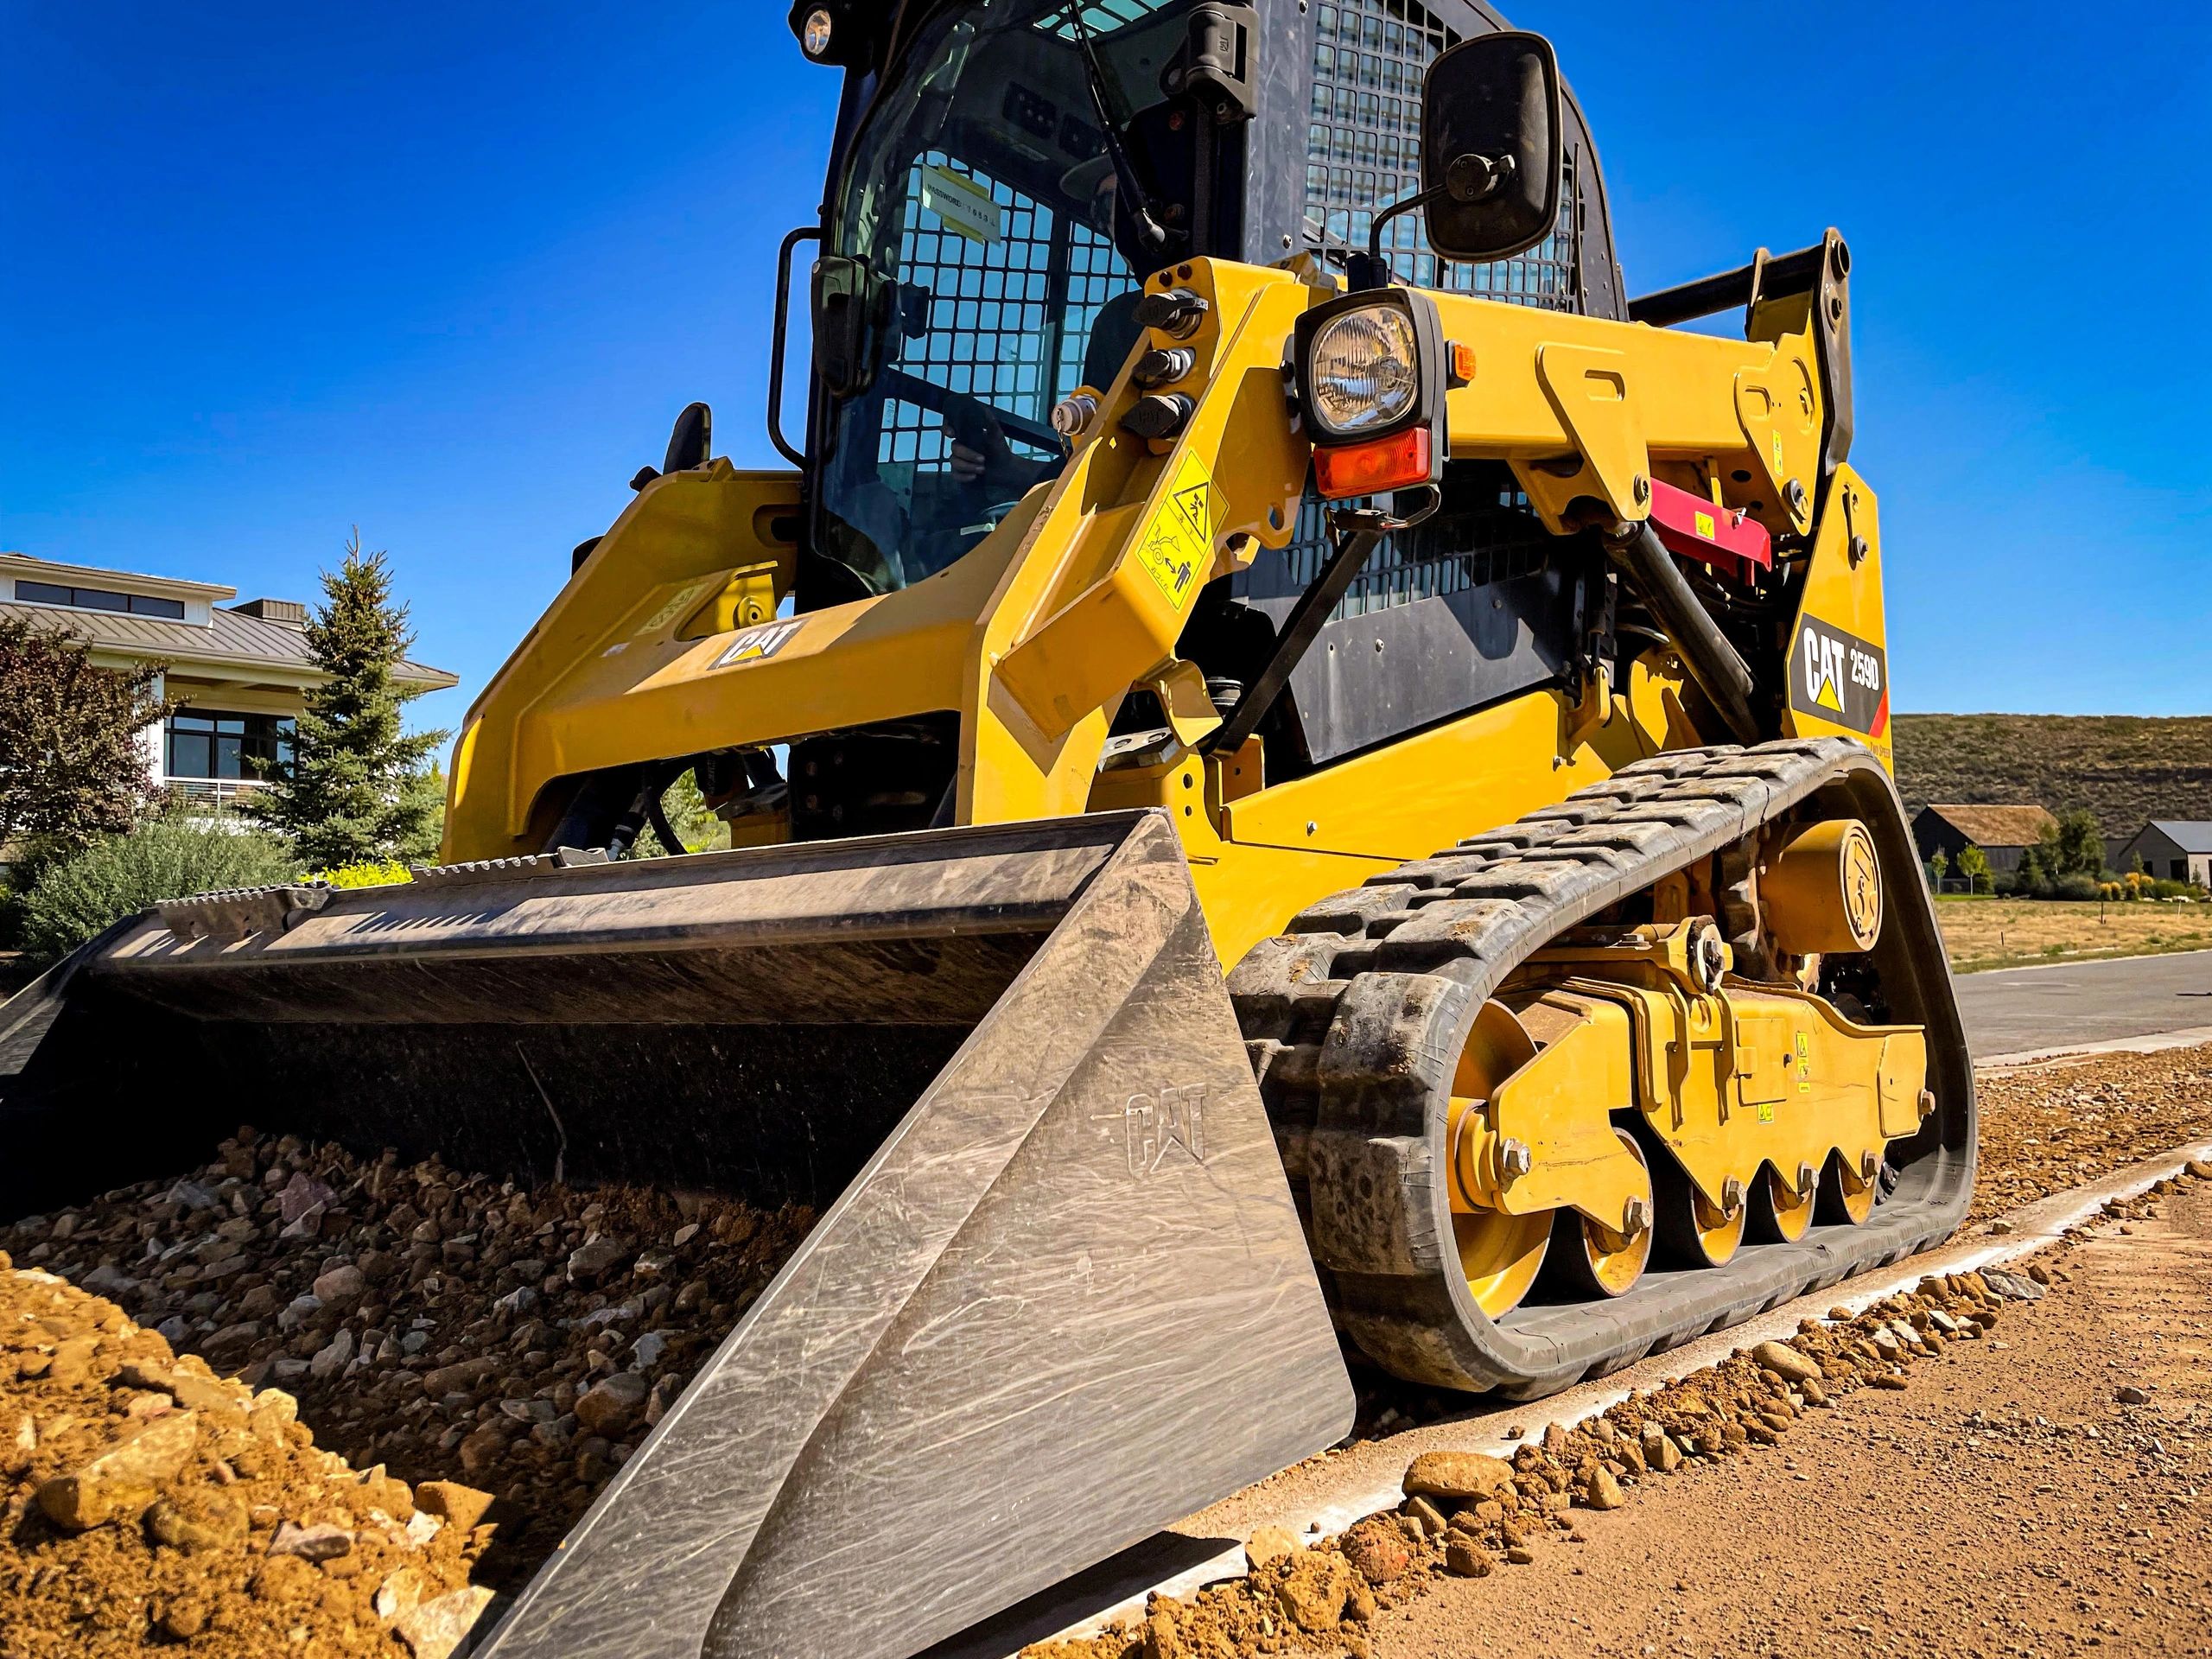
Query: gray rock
566 1237 630 1284
79 1263 139 1298
309 1329 356 1381
493 1285 540 1317
1981 1268 2046 1302
629 1331 669 1370
166 1180 221 1212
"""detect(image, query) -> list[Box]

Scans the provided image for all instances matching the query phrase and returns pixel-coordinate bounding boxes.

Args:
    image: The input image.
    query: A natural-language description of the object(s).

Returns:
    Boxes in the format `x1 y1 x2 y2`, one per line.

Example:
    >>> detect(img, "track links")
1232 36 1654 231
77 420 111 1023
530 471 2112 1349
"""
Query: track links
1227 737 1977 1399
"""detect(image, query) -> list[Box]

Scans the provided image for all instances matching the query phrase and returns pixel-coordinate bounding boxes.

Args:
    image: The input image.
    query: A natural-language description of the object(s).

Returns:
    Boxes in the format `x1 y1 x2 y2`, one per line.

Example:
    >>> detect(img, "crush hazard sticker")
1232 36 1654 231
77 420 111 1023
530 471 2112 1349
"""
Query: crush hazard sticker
1134 451 1216 612
1790 615 1889 738
712 618 803 669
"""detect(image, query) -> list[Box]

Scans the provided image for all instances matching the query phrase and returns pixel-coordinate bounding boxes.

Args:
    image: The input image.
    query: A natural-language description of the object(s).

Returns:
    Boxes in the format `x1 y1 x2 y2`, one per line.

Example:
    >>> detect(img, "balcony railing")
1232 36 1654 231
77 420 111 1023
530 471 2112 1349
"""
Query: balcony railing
166 778 270 814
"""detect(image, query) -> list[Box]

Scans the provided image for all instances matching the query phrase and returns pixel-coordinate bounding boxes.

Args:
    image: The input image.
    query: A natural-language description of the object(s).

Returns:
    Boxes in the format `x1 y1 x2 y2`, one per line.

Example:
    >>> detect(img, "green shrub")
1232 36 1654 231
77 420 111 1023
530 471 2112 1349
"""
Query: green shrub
2049 871 2101 902
311 860 415 889
21 818 297 961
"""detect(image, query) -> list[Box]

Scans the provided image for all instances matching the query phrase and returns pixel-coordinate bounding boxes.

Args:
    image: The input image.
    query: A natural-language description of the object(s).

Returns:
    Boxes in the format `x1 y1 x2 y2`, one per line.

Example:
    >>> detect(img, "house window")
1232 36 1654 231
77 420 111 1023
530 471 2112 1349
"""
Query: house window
16 578 187 620
2175 860 2190 882
166 709 296 781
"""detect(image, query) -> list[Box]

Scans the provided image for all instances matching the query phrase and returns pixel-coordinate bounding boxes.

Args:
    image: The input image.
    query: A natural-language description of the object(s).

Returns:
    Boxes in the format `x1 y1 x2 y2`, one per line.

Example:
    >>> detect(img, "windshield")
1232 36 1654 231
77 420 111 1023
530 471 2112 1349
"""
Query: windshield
815 0 1189 594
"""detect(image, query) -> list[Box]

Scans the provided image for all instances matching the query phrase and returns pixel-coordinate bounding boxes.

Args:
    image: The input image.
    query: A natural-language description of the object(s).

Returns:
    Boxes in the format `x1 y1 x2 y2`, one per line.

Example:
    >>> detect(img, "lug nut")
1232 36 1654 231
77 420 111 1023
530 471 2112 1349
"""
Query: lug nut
1498 1139 1534 1181
1133 287 1210 340
1796 1162 1817 1194
1121 392 1196 442
1860 1150 1880 1182
1624 1195 1652 1235
1721 1175 1744 1212
1786 477 1808 513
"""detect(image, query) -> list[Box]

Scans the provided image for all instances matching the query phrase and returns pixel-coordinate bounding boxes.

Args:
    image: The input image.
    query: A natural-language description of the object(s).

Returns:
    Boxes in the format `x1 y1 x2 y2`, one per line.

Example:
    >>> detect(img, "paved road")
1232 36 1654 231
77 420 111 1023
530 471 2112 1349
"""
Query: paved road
1955 947 2212 1058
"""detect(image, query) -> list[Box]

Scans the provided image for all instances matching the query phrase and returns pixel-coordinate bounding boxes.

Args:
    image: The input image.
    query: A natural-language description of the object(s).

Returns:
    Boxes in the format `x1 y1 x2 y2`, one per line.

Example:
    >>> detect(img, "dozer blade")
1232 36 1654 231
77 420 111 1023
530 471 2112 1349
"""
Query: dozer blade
0 809 1353 1659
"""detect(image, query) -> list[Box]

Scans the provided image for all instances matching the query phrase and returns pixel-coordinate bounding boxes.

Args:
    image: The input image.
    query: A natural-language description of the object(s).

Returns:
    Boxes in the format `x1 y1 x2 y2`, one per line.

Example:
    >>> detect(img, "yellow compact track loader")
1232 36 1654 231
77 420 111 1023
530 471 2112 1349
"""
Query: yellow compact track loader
3 4 1974 1655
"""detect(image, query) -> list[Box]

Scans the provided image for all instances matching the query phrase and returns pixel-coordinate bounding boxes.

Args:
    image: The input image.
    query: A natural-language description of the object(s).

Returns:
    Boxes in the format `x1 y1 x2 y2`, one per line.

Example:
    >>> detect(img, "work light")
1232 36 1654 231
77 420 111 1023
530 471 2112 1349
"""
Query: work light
1292 289 1449 498
1306 307 1421 435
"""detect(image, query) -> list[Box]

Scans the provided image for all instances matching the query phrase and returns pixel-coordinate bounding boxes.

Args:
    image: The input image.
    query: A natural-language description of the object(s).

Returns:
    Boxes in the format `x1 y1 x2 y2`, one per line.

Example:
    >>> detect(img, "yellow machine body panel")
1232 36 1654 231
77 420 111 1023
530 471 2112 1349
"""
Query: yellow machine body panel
443 255 1891 978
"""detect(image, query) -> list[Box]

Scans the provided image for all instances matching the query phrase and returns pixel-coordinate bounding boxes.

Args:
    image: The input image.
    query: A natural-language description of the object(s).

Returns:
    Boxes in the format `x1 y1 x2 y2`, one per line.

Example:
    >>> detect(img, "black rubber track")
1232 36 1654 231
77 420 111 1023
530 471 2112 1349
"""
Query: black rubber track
1228 738 1977 1400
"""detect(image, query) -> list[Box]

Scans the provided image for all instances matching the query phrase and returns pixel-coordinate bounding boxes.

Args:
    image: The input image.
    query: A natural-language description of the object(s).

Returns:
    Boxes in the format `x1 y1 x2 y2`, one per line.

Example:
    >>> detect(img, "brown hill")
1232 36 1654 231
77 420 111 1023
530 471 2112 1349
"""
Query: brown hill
1891 714 2212 838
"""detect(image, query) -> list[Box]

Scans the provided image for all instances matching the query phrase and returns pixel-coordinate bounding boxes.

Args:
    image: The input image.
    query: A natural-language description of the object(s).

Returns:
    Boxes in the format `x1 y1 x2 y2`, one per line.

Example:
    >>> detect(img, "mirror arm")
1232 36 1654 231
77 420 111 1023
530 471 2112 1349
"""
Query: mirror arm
1358 153 1513 290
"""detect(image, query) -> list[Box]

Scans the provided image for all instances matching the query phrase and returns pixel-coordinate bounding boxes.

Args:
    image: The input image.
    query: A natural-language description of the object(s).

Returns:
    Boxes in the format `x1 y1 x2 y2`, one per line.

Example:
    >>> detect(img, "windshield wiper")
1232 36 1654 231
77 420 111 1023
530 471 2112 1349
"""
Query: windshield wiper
1069 11 1167 254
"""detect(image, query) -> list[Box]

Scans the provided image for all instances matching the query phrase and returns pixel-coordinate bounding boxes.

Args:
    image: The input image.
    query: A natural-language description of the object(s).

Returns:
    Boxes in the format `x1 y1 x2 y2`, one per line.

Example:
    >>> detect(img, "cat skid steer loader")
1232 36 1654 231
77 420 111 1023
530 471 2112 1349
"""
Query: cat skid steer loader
2 3 1974 1655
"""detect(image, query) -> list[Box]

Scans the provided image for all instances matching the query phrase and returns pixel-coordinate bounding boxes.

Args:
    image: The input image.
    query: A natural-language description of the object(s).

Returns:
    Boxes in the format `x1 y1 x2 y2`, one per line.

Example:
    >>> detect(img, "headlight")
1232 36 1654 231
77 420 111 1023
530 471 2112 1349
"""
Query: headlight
1306 306 1421 436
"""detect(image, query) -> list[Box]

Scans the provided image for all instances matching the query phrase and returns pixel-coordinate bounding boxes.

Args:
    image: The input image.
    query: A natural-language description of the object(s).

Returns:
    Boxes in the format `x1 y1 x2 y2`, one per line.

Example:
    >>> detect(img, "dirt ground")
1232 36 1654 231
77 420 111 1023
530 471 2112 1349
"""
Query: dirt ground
1974 1043 2212 1220
1936 899 2212 974
1366 1180 2212 1659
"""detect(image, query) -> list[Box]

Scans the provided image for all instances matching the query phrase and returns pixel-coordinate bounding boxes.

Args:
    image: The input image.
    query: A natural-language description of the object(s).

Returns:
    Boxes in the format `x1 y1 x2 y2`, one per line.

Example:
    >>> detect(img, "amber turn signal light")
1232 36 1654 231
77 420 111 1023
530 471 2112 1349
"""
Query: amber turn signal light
1313 427 1434 499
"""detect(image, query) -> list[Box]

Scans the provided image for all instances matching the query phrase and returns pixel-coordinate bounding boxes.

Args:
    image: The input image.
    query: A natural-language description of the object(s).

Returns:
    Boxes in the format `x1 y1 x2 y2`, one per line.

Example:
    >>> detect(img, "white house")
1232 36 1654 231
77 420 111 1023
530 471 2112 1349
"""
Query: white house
1 551 457 813
2120 822 2212 888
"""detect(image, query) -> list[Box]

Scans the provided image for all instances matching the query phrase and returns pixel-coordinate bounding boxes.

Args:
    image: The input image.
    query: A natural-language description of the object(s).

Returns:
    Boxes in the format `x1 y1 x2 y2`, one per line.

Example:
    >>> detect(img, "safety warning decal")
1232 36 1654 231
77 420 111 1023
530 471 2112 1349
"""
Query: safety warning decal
1790 614 1889 738
1134 451 1216 612
712 618 803 670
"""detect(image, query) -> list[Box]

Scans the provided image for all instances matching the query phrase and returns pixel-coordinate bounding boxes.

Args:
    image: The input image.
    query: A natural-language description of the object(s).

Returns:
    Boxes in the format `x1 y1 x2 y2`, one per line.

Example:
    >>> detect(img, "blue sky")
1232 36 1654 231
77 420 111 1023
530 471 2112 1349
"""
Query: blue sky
3 2 2207 735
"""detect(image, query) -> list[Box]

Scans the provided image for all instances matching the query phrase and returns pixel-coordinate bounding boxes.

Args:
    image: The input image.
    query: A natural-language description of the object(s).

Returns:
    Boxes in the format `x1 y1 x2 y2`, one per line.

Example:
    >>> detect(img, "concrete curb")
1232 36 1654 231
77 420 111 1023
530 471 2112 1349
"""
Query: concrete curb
1976 1023 2212 1068
948 1135 2212 1656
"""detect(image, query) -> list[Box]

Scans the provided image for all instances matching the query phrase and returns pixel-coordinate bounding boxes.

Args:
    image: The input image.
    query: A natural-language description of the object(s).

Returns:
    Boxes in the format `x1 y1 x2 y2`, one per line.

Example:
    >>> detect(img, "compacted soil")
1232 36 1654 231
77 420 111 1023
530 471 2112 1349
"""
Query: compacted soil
1369 1179 2212 1659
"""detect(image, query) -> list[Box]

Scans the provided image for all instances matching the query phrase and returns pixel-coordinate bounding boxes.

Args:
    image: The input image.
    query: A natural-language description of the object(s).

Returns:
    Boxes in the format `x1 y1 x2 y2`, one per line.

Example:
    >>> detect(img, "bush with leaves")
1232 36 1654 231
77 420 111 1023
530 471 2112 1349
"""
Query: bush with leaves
243 531 448 868
310 860 414 888
20 817 298 961
0 614 168 855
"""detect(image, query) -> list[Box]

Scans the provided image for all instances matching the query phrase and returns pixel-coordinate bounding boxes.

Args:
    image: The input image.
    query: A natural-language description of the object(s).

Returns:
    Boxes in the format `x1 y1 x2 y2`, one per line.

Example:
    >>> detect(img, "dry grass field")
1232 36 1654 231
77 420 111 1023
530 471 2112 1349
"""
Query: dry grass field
1932 896 2212 972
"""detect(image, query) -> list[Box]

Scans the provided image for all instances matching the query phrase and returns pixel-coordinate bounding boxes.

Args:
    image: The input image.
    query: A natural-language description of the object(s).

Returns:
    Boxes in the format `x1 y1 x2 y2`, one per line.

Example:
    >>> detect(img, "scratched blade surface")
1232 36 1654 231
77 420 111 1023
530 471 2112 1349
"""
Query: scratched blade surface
0 810 1353 1658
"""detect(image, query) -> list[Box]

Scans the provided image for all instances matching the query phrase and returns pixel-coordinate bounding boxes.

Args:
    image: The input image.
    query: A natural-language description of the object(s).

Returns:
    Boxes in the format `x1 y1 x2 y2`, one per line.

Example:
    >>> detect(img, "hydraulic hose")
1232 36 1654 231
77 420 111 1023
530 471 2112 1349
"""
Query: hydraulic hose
1605 522 1764 745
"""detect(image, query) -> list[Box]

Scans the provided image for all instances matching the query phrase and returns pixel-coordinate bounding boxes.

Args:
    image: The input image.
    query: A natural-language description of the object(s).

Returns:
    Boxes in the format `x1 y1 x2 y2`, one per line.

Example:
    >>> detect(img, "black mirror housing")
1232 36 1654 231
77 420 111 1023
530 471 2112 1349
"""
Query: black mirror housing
1420 31 1563 265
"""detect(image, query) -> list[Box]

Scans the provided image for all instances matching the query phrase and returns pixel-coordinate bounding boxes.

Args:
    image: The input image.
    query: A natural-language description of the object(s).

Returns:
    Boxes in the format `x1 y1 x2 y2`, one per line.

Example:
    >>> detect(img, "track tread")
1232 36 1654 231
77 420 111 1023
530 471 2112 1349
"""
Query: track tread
1228 737 1978 1395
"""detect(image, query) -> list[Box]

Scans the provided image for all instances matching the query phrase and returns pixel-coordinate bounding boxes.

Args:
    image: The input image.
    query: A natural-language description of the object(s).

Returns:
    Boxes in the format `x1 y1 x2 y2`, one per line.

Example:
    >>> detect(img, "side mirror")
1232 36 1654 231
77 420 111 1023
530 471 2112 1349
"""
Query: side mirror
1420 31 1563 264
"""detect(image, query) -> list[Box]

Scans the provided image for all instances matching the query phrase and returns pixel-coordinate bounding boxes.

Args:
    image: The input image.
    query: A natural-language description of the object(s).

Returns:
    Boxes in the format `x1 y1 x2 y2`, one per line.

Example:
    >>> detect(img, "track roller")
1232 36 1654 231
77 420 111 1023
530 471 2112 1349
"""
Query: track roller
1652 1149 1746 1268
1750 1161 1819 1244
1547 1128 1654 1298
1816 1147 1880 1225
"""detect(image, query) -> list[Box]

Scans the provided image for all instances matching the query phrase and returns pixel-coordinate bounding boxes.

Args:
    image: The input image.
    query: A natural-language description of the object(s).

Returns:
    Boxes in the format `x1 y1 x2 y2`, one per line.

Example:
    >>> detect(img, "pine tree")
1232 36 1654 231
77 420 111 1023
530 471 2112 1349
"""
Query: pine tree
245 533 449 868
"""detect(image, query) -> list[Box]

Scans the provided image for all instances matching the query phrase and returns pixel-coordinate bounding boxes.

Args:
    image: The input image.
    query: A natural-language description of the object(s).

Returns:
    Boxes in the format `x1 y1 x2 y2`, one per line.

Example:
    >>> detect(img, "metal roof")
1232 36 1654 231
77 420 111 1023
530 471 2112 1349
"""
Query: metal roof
0 598 456 689
2138 822 2212 855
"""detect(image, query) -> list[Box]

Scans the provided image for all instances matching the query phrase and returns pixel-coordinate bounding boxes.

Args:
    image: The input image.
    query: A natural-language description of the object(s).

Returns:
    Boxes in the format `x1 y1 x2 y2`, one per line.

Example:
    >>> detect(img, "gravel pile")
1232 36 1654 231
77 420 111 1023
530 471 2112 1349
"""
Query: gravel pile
2 1128 815 1603
1974 1042 2212 1219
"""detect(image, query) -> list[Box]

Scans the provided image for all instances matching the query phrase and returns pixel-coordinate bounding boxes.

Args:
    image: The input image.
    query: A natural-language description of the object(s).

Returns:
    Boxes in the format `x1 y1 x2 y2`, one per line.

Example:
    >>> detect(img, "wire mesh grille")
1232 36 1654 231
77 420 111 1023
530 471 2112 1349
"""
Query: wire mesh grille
877 152 1128 474
1294 0 1584 617
1306 0 1581 305
1281 476 1553 613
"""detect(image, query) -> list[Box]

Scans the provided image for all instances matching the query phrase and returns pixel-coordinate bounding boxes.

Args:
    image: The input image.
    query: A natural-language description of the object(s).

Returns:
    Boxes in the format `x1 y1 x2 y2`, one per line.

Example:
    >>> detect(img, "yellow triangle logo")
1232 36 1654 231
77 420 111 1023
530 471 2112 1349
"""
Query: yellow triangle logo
1815 674 1844 712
